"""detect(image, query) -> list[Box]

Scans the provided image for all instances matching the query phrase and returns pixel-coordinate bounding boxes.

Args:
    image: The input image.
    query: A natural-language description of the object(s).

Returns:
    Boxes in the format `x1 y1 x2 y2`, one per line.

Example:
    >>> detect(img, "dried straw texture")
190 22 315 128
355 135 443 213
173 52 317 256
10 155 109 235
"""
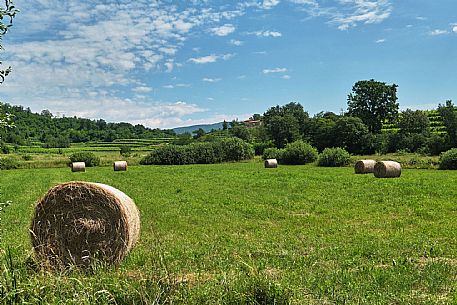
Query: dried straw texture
264 159 278 168
71 162 86 172
374 161 401 178
114 161 128 171
30 182 140 270
354 160 376 174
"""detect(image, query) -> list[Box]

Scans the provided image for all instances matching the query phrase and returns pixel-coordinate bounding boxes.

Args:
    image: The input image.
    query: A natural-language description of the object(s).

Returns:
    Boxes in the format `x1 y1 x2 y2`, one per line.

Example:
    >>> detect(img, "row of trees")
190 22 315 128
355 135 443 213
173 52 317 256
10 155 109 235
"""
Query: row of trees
0 103 175 147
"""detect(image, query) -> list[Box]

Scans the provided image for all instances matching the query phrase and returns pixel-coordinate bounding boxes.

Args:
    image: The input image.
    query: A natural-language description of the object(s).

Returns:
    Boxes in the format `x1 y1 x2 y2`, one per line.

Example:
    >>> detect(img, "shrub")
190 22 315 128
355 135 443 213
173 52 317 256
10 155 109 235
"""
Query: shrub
317 147 351 167
1 143 10 154
280 140 318 165
438 148 457 170
21 154 32 161
253 141 274 156
69 152 100 167
120 145 132 157
0 157 19 170
262 147 282 160
220 138 254 162
140 138 254 165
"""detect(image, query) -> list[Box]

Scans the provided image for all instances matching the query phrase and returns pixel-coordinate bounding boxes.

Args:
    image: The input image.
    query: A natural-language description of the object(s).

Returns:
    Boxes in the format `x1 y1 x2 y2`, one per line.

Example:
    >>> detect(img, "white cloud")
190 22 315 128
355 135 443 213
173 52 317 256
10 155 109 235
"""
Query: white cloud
375 39 386 43
290 0 393 30
132 86 153 93
202 78 222 82
261 0 281 9
210 24 236 36
263 67 288 74
429 29 448 36
189 55 218 64
230 39 244 46
453 24 457 33
189 53 235 64
281 75 291 79
250 30 282 37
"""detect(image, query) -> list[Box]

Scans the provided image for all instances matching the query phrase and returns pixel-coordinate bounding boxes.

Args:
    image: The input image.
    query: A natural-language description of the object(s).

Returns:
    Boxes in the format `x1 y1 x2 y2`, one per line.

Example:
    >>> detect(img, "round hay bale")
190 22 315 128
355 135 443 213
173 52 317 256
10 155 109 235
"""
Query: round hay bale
264 159 278 168
374 161 401 178
30 181 140 270
114 161 128 171
354 160 376 174
71 162 86 172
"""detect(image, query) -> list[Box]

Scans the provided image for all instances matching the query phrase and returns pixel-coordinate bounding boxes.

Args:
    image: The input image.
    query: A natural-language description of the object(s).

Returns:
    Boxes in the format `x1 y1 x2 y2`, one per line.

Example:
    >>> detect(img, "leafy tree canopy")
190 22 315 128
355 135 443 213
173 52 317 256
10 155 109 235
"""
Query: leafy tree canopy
0 0 18 83
398 109 429 134
347 79 399 133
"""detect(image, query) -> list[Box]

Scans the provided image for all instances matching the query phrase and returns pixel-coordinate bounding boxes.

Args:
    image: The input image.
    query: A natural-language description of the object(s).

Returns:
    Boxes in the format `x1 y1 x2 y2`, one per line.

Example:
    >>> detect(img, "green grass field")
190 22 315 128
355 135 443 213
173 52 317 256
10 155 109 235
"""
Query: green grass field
0 162 456 304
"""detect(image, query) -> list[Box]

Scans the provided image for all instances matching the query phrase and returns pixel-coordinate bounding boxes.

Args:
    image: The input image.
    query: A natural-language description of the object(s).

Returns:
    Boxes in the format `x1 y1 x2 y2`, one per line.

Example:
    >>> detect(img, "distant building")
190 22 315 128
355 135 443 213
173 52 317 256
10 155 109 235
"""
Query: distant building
242 119 262 128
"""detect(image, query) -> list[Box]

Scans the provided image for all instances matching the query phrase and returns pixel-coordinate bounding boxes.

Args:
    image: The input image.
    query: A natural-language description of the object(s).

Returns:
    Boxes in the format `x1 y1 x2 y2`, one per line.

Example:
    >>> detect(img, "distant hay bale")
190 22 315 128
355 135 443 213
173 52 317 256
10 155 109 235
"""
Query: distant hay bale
30 182 140 270
264 159 278 168
71 162 85 172
354 160 376 174
374 161 401 178
114 161 128 171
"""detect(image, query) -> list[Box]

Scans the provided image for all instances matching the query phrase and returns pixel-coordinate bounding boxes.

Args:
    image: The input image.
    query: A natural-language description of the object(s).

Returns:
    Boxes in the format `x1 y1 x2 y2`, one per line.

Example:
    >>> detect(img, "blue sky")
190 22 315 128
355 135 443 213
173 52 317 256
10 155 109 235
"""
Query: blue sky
1 0 456 128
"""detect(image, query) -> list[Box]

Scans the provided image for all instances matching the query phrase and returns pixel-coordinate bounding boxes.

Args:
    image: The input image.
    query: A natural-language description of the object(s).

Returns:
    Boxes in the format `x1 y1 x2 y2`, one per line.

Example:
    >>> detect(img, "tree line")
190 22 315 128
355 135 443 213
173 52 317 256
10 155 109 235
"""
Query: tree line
0 103 175 148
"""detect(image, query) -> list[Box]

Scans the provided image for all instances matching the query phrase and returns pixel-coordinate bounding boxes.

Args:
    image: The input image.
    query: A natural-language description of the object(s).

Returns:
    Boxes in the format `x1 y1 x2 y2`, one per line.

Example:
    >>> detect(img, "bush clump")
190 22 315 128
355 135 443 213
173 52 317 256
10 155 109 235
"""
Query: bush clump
280 140 318 165
317 147 351 167
69 152 100 167
0 157 19 170
438 148 457 170
140 138 254 165
262 147 282 160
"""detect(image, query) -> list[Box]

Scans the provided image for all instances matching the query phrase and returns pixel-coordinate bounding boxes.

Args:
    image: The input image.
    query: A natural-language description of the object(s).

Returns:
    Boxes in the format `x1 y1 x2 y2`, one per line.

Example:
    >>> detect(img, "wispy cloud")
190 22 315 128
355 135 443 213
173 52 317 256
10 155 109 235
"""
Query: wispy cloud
290 0 393 31
230 39 244 46
375 38 386 43
429 29 448 36
202 77 222 82
249 30 282 37
263 67 288 74
188 54 235 64
452 24 457 33
210 24 236 36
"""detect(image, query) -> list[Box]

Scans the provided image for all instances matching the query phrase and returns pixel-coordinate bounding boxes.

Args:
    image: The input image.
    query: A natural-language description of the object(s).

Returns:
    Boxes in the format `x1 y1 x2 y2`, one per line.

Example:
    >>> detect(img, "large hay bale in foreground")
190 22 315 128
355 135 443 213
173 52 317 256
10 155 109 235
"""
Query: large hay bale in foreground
354 160 376 174
71 162 85 172
30 182 140 270
114 161 128 171
264 159 278 168
374 161 401 178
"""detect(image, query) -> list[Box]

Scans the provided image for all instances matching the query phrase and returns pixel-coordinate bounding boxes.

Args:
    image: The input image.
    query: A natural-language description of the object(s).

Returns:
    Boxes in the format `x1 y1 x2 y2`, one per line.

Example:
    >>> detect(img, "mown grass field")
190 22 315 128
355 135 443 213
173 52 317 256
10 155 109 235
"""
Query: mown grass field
0 162 456 304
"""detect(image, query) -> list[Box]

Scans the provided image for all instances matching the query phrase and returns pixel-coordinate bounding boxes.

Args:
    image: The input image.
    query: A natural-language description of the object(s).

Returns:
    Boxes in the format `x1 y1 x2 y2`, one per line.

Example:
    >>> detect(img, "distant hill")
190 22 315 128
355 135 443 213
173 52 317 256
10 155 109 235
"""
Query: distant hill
173 122 224 134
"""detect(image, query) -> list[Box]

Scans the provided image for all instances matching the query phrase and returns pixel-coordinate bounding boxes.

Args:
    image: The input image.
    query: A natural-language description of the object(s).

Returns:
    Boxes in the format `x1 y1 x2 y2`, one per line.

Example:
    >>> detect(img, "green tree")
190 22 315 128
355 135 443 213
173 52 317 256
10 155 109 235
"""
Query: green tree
347 79 399 133
193 128 206 139
438 100 457 146
230 125 252 142
332 116 371 154
263 102 309 147
222 120 228 130
398 109 429 134
0 0 18 83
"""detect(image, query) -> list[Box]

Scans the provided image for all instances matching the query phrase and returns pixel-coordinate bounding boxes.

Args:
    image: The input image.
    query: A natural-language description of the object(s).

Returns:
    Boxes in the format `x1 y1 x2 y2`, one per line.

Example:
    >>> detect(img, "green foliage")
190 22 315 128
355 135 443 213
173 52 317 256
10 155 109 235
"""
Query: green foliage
262 147 282 160
230 125 252 142
0 142 10 154
280 140 318 165
0 157 18 170
438 148 457 170
140 138 253 165
437 100 457 146
253 141 274 156
332 116 371 154
398 109 430 134
347 79 399 133
69 151 100 167
119 145 131 156
263 102 309 148
0 0 18 83
317 147 351 167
